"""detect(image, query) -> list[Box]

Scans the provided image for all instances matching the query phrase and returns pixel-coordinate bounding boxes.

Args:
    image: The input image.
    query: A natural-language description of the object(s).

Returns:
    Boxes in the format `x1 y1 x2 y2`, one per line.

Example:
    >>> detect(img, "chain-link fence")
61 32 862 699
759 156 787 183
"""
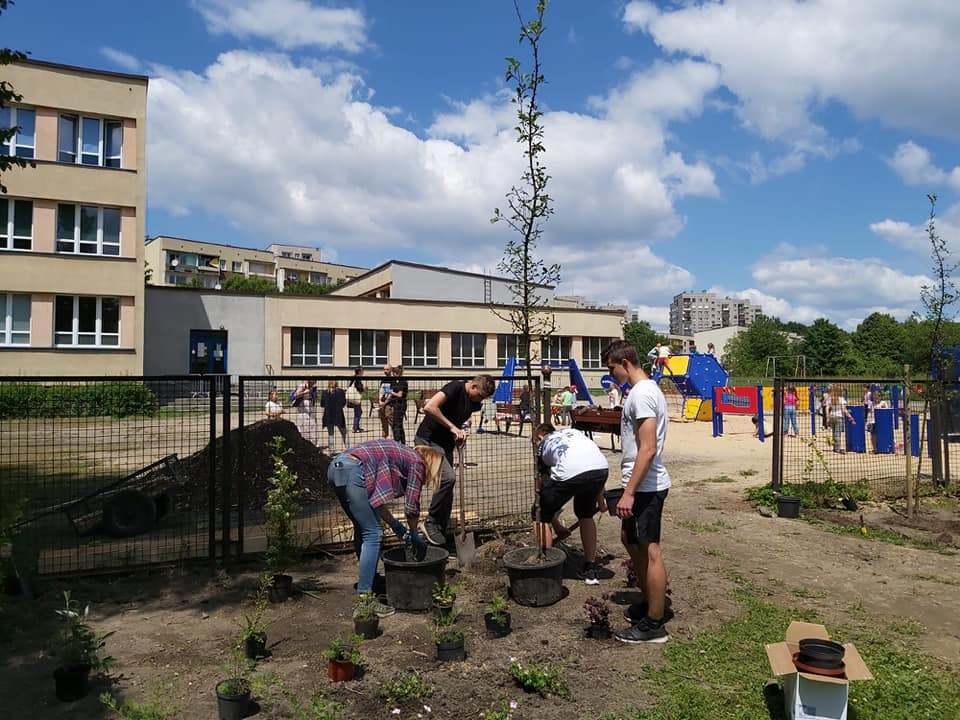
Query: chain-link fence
772 378 954 497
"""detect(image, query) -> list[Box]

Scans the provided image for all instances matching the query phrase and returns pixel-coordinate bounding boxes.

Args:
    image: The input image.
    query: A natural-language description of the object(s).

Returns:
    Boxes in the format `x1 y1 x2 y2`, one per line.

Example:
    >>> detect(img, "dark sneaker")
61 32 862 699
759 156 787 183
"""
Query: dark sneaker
578 563 600 586
615 617 669 645
421 517 446 546
623 600 648 622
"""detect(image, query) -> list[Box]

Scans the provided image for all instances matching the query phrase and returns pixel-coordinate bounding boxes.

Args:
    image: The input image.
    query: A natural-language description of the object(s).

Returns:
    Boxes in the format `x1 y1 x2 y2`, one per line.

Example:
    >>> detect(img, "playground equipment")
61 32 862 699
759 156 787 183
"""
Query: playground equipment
652 353 730 421
496 357 595 405
712 385 767 443
764 355 807 379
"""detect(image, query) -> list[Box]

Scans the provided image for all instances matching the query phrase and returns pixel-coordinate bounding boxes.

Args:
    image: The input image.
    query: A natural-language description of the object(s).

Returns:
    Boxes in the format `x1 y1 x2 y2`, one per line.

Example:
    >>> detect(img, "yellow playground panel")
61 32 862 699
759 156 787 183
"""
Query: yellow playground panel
683 397 713 421
762 386 812 413
663 355 690 376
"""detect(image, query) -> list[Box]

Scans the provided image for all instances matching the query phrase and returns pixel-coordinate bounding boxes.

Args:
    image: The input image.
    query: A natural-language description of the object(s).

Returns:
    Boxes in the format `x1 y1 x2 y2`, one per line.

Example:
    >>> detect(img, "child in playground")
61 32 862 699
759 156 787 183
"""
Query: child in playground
827 384 856 453
783 385 799 437
264 389 283 419
561 384 576 425
477 396 499 433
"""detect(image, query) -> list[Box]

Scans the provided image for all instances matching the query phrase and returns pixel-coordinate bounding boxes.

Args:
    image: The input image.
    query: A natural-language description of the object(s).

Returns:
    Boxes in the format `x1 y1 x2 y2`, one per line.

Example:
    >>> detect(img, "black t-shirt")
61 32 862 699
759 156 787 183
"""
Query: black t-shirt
391 377 408 406
415 380 480 452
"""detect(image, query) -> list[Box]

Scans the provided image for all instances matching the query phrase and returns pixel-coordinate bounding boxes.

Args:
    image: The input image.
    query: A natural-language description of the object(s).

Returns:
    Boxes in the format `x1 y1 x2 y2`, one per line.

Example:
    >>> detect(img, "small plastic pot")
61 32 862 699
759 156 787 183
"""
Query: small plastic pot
244 633 267 659
354 616 380 640
215 678 251 720
327 659 357 682
586 624 612 640
432 602 455 620
436 638 465 662
776 496 801 519
483 611 512 638
603 488 624 516
269 573 293 603
54 664 91 702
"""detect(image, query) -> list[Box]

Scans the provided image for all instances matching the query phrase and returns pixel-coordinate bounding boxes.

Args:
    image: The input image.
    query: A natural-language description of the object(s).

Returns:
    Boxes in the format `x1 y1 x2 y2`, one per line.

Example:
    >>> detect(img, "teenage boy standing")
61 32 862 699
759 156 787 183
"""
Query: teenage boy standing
602 339 671 644
390 365 409 444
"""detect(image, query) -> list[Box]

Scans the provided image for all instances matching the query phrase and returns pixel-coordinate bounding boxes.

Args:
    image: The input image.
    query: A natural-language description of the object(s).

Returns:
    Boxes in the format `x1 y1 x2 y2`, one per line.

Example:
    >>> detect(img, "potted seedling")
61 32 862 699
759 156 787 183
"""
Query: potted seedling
215 641 253 720
53 591 114 702
325 634 362 682
483 594 512 638
583 595 612 640
239 574 271 659
433 612 465 662
264 437 302 603
353 592 381 640
431 581 457 620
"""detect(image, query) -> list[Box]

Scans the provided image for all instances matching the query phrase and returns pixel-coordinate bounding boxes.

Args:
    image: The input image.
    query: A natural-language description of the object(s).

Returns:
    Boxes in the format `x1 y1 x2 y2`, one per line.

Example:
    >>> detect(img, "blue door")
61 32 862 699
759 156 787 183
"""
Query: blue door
189 330 228 374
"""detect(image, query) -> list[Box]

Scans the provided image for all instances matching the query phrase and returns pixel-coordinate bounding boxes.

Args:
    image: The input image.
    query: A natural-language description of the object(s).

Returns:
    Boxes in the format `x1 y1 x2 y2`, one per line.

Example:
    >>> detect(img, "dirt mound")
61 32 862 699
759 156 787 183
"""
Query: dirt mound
179 419 333 510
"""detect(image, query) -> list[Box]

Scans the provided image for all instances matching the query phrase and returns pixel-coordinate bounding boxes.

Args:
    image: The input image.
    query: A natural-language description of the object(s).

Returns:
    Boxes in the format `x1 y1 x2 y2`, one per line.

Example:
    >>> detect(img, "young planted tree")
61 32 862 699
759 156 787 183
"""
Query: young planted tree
491 0 560 394
1 1 34 193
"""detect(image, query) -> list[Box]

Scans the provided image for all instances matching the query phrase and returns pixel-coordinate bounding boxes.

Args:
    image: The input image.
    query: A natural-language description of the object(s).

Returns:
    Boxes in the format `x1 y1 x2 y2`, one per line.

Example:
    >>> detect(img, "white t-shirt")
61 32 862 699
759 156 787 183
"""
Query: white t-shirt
830 396 848 418
265 400 282 416
538 428 608 483
620 380 671 492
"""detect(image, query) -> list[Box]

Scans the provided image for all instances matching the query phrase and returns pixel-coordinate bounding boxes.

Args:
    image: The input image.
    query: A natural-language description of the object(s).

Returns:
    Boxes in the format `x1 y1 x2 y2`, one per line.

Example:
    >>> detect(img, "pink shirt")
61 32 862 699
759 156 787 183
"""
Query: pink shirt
784 392 798 407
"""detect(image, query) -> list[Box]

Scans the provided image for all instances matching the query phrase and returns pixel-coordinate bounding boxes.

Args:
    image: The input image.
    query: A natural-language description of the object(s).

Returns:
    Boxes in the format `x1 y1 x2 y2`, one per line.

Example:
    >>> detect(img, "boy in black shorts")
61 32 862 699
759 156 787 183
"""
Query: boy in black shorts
532 423 608 585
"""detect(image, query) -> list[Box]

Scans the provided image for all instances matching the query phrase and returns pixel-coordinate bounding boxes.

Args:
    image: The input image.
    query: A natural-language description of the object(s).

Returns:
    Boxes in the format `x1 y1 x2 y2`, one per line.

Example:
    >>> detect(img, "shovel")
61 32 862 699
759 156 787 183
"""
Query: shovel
454 444 476 569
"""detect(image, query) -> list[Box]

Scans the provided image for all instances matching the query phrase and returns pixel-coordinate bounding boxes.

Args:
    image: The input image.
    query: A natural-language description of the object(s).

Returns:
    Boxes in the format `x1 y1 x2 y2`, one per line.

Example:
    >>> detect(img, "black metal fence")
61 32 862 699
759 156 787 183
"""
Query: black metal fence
771 377 954 497
0 373 539 578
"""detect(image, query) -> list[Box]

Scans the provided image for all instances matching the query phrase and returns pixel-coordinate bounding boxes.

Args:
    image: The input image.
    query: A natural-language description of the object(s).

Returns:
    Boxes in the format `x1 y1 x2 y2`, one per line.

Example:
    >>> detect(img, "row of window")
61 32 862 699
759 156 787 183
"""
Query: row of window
0 294 120 347
291 330 613 368
0 199 123 255
1 107 123 168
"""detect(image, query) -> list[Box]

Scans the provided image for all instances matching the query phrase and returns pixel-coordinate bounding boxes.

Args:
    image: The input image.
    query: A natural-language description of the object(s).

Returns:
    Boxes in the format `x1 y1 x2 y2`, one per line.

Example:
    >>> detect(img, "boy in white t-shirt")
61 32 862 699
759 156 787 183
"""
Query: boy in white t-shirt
264 390 283 419
603 339 671 644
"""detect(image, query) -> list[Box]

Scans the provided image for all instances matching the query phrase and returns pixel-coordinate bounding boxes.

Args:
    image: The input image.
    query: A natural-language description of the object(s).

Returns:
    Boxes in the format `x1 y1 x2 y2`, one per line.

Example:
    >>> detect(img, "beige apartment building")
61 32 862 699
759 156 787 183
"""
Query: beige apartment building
0 60 147 374
144 236 366 291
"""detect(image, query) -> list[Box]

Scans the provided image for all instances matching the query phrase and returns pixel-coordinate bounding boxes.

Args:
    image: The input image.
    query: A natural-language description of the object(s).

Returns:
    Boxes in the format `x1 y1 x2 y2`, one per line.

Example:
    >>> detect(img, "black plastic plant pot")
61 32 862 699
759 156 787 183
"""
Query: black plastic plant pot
503 547 566 607
54 664 91 702
382 546 449 612
603 488 624 516
586 624 612 640
776 496 801 519
244 633 267 659
436 638 465 662
354 616 380 640
269 573 293 603
433 602 455 620
483 612 512 638
216 678 251 720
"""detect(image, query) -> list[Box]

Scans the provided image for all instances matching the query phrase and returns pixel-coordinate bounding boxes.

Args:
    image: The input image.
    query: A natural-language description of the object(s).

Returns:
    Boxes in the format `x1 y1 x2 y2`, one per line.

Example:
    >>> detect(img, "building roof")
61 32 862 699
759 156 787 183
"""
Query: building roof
332 259 555 294
146 235 368 271
18 58 149 84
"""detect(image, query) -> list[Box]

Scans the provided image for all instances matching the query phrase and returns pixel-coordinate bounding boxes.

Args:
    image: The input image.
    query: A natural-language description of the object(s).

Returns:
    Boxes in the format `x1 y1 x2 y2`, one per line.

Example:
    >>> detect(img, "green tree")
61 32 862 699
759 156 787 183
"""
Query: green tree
622 321 665 361
221 275 277 294
283 279 335 296
490 0 560 390
851 312 903 376
799 318 850 375
722 317 792 376
1 1 34 193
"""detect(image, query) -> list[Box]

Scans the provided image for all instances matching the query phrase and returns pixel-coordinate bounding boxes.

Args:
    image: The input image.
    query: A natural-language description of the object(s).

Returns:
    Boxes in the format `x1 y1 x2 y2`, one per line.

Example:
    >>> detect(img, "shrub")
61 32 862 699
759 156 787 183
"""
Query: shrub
432 611 464 644
508 659 569 698
745 479 872 509
324 634 362 665
0 382 158 419
584 595 611 628
264 437 302 575
54 591 114 671
100 689 178 720
380 671 433 705
431 581 458 606
486 594 510 624
353 592 379 621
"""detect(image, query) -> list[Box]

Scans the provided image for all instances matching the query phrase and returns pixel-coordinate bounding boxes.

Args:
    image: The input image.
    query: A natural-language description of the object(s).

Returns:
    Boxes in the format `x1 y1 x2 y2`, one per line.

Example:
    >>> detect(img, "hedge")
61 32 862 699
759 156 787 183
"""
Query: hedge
0 382 159 419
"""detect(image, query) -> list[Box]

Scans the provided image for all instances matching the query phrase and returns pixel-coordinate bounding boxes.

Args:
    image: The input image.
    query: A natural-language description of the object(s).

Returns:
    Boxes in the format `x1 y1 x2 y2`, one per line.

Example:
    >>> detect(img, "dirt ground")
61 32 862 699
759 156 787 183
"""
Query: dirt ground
2 415 959 719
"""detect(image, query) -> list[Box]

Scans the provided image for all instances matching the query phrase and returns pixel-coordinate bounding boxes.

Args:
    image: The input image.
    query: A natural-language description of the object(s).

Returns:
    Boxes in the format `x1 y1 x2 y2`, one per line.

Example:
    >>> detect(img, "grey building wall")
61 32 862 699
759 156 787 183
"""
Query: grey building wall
389 264 554 305
144 288 266 376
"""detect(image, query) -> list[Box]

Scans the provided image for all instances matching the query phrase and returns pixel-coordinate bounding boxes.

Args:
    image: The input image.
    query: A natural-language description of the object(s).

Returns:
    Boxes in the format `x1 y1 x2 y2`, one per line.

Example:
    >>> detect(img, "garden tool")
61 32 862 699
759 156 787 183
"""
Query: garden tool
454 444 476 569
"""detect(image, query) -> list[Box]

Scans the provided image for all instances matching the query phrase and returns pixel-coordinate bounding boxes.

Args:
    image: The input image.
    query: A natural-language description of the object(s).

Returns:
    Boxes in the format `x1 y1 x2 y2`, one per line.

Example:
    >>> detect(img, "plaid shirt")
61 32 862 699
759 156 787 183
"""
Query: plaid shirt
349 439 425 517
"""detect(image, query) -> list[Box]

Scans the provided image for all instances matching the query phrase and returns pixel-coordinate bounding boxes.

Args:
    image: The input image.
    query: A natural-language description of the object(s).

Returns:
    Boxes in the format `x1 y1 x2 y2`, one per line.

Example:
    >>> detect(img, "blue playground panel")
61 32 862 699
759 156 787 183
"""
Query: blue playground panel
846 406 866 452
874 408 895 453
655 353 729 400
496 356 595 405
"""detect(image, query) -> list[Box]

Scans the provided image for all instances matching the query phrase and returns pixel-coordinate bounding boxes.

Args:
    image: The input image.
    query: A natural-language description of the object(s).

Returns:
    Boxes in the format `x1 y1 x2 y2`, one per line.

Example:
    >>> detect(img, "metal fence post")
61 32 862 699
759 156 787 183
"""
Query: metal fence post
771 378 783 491
221 375 232 569
208 376 218 575
237 377 245 556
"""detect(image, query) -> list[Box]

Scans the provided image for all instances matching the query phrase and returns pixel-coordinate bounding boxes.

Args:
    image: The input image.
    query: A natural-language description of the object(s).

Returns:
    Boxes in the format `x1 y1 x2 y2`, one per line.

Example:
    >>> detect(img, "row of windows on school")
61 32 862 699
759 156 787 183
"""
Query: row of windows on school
287 329 618 370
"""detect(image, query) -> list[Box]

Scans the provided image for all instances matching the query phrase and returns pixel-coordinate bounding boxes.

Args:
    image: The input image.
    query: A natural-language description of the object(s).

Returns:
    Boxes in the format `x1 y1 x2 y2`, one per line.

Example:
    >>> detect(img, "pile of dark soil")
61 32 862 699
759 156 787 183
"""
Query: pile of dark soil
179 419 333 510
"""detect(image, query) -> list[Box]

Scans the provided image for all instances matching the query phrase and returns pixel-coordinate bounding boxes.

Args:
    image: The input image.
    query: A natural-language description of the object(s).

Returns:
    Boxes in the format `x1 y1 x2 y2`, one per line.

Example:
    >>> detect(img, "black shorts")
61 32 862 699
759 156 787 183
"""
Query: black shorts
621 489 669 544
538 469 608 521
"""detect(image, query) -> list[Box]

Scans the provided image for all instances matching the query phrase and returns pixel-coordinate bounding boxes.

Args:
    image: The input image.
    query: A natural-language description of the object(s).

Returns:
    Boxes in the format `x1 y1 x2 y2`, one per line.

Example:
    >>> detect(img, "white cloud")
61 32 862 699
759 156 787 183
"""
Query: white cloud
622 0 960 158
148 50 722 310
192 0 367 52
870 201 960 253
100 47 141 72
888 141 960 190
631 305 670 331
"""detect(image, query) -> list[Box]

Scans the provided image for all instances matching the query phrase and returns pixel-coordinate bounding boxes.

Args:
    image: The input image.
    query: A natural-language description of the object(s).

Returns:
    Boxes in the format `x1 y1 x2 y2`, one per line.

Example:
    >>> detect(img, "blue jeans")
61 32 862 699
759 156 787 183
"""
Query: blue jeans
328 454 382 593
783 406 798 435
353 404 362 432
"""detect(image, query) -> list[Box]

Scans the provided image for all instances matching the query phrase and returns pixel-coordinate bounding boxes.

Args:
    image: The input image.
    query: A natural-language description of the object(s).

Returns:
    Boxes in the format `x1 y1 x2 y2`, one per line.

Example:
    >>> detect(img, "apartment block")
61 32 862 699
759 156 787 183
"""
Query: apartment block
669 291 762 336
144 236 367 291
0 60 147 374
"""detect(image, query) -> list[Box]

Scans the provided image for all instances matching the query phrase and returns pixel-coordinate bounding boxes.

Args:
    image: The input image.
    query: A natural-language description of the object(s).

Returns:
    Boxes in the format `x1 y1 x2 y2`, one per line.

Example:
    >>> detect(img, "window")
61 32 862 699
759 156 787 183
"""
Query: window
287 272 298 282
56 204 121 256
497 334 522 367
402 331 438 367
0 107 35 158
291 327 333 366
300 253 312 261
232 261 242 272
0 198 32 251
540 336 571 366
55 296 119 347
309 272 328 285
58 114 123 167
0 293 30 346
218 259 226 270
451 332 486 367
349 329 388 367
583 337 613 369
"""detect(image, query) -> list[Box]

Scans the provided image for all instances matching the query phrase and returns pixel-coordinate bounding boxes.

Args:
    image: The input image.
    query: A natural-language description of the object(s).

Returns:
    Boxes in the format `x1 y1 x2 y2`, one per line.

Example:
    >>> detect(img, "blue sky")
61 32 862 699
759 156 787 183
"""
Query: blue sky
7 1 960 329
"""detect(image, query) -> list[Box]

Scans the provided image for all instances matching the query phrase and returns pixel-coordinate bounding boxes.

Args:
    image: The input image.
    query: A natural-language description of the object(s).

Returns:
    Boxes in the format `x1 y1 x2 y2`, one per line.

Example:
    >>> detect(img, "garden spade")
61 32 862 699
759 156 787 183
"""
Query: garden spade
454 445 476 569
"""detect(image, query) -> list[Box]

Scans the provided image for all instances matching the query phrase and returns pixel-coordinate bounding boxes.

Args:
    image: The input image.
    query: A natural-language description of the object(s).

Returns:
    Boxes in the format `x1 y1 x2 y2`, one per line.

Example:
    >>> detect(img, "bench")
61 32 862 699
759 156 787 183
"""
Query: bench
572 406 621 451
495 402 530 436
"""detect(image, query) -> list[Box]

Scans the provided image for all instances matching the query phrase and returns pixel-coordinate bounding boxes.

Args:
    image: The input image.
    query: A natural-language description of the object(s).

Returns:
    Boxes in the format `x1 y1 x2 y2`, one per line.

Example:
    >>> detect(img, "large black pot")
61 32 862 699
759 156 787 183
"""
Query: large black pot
436 638 465 662
269 574 293 603
216 678 251 720
483 611 512 638
382 546 449 611
54 664 91 702
503 547 566 607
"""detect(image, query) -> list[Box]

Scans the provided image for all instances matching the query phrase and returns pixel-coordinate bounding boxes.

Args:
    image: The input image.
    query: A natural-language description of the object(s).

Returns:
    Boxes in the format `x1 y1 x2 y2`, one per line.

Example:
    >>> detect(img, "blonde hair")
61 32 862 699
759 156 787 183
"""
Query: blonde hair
413 445 444 487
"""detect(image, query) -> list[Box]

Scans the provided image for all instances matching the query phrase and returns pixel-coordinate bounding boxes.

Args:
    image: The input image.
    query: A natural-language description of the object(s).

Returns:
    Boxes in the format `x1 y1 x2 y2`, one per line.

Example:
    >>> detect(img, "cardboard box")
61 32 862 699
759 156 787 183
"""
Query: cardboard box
766 621 873 720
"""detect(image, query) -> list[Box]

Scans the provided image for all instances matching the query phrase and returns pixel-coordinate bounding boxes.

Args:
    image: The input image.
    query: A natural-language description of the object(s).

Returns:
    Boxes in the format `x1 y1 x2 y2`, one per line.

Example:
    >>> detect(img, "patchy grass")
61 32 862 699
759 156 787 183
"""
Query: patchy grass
790 587 827 599
911 573 960 586
595 586 960 720
702 547 730 559
738 469 758 478
705 474 736 483
816 520 955 555
100 690 178 720
380 670 433 705
745 479 871 509
677 519 733 534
